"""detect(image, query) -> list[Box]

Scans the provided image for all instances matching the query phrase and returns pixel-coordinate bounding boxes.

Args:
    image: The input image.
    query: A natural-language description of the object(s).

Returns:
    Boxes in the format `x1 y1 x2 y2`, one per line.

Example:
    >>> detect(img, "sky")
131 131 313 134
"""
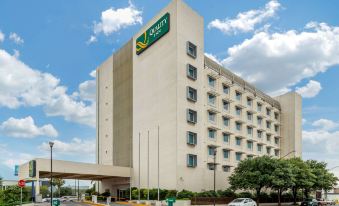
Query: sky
1 0 339 181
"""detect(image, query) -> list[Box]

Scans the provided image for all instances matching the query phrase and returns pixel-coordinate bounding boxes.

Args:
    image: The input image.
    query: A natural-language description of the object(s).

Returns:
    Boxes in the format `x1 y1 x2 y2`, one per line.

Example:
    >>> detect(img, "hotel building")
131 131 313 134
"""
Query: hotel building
96 0 302 193
19 0 302 198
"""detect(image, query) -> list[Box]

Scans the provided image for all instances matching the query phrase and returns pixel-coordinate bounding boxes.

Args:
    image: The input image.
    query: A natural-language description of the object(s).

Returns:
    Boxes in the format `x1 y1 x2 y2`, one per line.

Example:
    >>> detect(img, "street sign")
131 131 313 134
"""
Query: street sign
14 165 19 176
18 179 25 188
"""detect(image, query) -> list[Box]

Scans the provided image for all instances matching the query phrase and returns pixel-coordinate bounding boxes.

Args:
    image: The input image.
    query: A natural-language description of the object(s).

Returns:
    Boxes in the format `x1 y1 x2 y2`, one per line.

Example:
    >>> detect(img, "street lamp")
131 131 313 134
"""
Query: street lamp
49 141 54 206
213 150 217 206
279 150 296 159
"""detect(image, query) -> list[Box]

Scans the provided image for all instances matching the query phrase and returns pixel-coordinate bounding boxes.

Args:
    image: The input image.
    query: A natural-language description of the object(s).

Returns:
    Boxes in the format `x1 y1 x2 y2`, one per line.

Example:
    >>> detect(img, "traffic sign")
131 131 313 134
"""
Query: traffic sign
18 179 25 188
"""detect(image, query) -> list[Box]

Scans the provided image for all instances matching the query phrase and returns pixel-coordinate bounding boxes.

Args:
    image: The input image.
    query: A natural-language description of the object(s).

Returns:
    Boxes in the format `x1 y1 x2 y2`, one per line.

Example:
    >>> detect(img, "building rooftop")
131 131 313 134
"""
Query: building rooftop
204 56 281 110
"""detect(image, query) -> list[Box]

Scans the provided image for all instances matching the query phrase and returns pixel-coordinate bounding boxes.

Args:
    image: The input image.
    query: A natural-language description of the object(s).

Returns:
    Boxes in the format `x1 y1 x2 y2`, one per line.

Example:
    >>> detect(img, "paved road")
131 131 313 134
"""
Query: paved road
32 202 89 206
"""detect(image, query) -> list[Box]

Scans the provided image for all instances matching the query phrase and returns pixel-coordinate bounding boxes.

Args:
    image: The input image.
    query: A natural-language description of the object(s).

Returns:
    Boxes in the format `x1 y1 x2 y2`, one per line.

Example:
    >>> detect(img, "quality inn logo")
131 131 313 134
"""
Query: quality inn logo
136 13 170 55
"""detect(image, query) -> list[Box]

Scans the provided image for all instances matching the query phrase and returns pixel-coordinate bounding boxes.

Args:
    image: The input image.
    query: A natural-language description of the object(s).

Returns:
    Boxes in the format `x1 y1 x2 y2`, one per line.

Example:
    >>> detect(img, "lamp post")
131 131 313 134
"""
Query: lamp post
213 149 217 206
49 142 54 206
279 150 296 159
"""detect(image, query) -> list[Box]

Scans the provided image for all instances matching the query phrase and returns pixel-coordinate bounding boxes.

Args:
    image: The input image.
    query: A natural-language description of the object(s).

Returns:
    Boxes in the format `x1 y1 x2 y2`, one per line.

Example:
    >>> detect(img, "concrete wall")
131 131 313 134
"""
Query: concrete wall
97 55 114 165
132 0 178 190
275 92 302 157
113 40 133 167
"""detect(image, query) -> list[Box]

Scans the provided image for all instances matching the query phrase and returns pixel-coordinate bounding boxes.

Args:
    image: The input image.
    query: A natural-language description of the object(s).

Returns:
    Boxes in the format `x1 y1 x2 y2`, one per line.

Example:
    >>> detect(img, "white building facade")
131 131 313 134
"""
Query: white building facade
96 0 302 194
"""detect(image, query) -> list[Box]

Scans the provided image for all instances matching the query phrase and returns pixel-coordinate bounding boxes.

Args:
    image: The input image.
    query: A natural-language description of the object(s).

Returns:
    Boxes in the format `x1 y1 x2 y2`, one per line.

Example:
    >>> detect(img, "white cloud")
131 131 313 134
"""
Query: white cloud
86 35 97 44
9 32 24 44
296 80 322 98
93 3 142 36
205 53 221 65
208 0 280 35
0 116 58 138
0 31 4 43
39 138 95 156
219 22 339 95
0 49 96 127
90 70 96 78
13 49 20 58
312 119 339 131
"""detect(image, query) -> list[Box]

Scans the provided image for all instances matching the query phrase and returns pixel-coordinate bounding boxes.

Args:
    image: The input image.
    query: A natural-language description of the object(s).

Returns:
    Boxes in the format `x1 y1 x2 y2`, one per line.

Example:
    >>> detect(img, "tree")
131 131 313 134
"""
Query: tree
306 160 338 199
229 156 276 206
288 158 315 204
52 178 65 197
60 187 73 196
40 185 50 198
271 159 295 206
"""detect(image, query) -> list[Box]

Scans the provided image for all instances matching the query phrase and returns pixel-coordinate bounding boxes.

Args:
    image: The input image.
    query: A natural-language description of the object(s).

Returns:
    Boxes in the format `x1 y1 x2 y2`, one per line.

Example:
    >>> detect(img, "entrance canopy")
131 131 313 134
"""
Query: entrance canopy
19 158 131 181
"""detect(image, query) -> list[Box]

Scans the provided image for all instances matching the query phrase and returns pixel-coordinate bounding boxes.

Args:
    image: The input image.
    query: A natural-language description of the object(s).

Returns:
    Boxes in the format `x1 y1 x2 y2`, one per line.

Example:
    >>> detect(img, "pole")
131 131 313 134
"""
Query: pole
130 135 132 201
138 132 141 202
20 187 22 206
147 130 150 201
213 150 216 206
78 179 80 201
50 144 53 206
157 126 160 201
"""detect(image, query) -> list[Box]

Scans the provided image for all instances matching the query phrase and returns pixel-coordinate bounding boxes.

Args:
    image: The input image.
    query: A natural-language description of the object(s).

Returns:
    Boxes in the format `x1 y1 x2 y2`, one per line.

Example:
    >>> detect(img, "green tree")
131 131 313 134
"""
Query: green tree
40 185 50 198
229 156 276 205
52 178 65 197
306 160 338 198
60 187 73 197
271 159 295 206
289 158 315 204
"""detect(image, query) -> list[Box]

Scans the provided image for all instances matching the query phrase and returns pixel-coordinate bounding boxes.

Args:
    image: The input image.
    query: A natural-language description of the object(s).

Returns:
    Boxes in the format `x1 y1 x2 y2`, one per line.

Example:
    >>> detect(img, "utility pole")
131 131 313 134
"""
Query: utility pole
49 142 54 206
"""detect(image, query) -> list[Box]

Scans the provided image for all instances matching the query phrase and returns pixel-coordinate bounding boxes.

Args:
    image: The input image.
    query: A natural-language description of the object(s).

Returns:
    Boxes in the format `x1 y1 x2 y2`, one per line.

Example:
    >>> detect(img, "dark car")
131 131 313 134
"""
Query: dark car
301 198 319 206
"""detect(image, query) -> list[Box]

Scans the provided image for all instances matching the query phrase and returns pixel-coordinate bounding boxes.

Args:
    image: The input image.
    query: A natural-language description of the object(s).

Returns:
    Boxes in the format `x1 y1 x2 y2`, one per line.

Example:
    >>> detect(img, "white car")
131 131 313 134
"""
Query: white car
228 198 257 206
60 196 78 202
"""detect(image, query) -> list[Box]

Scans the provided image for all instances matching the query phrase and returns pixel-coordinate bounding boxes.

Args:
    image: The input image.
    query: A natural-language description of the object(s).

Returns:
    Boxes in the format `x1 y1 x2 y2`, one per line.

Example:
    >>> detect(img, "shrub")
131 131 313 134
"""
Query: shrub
237 191 253 199
218 189 236 198
177 190 195 199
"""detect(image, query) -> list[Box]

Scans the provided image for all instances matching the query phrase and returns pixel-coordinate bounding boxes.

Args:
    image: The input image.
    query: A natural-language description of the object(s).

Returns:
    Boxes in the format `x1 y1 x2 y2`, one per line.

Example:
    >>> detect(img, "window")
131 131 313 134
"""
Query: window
223 149 230 159
208 128 216 139
235 106 242 116
247 126 253 136
267 147 271 155
266 121 271 129
208 93 216 105
208 111 216 123
247 141 253 150
187 87 197 102
266 108 271 116
235 91 242 101
247 98 252 106
223 85 229 94
275 125 279 132
187 154 197 167
267 134 271 142
223 100 229 111
235 152 242 161
187 41 197 58
275 150 279 157
257 103 262 112
208 163 216 170
208 76 216 88
274 137 279 145
235 122 242 131
187 109 197 123
187 64 197 80
247 112 252 121
274 112 279 120
257 131 262 138
257 117 262 125
247 155 254 159
257 144 262 152
223 133 230 143
187 132 197 145
208 146 216 156
223 165 231 172
235 137 242 146
223 117 230 127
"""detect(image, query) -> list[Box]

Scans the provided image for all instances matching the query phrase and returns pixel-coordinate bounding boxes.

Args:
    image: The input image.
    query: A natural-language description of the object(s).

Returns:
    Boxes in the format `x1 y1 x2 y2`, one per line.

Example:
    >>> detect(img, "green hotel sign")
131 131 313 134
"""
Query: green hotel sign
136 12 170 55
29 160 36 177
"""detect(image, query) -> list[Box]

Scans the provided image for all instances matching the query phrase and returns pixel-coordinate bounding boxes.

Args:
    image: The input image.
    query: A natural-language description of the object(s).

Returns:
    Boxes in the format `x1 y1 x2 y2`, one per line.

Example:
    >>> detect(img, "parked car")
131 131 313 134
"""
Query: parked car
228 198 257 206
60 196 78 202
301 198 319 206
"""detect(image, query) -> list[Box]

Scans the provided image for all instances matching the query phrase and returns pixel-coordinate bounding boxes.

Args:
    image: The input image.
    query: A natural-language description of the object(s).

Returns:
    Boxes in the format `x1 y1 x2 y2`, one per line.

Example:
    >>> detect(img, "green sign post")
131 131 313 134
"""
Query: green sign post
166 197 176 206
136 12 170 55
52 199 60 206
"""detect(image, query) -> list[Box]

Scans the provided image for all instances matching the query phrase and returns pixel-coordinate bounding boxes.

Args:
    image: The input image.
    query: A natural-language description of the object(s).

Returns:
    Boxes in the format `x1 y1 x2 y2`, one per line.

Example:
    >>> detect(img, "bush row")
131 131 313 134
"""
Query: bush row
119 188 304 202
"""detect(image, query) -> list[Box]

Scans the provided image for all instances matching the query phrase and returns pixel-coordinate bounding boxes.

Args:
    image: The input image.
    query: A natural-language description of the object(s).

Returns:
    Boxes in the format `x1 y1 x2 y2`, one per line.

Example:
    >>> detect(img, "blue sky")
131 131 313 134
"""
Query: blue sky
1 0 339 181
